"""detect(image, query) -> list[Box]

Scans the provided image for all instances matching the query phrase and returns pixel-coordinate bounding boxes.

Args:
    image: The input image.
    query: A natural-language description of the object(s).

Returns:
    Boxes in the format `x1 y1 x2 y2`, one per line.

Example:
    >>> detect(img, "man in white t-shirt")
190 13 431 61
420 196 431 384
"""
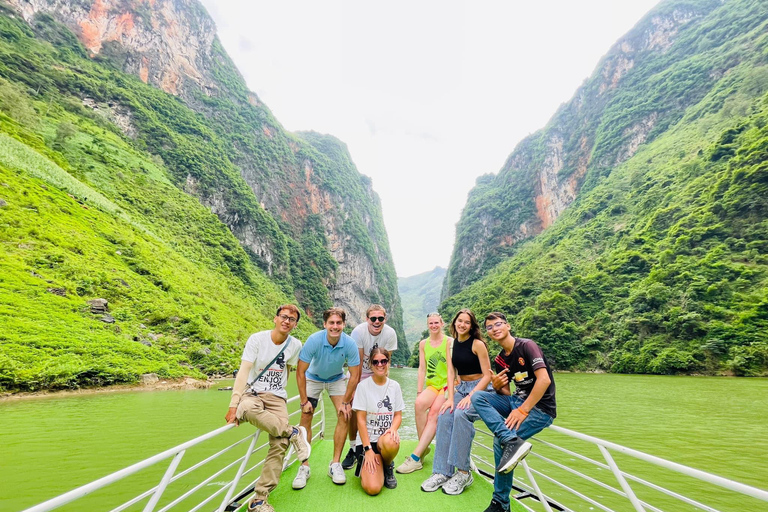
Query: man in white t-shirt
225 305 311 512
342 304 399 470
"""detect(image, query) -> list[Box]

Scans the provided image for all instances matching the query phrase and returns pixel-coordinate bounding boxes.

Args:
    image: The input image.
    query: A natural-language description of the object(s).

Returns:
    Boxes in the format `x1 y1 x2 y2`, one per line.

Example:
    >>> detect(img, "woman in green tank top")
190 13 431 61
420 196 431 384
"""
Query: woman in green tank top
395 313 452 474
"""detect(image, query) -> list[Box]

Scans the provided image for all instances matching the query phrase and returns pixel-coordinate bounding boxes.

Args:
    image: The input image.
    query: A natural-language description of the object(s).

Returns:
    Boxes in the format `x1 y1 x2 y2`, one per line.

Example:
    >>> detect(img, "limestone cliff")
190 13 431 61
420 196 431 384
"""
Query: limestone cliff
6 0 404 334
443 0 724 298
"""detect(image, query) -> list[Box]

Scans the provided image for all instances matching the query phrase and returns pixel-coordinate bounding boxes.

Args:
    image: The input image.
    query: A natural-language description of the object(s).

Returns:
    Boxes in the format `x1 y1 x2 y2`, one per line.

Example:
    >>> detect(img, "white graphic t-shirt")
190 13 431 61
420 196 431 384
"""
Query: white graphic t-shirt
241 330 302 400
352 377 404 443
351 323 398 377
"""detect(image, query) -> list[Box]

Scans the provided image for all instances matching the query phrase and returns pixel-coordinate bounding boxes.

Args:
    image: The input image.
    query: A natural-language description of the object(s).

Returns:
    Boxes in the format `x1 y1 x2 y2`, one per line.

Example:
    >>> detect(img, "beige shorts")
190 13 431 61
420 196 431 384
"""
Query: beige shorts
306 377 347 401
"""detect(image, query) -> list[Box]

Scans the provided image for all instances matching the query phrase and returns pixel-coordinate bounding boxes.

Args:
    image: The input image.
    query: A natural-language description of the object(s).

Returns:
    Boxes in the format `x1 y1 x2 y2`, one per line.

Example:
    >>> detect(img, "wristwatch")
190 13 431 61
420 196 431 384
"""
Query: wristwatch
363 445 372 452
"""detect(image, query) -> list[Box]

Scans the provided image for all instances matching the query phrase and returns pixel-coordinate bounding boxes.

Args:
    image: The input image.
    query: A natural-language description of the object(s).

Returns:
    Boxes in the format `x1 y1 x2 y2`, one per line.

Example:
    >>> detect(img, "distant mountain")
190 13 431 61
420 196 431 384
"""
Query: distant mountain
398 267 446 348
443 0 768 376
0 0 403 391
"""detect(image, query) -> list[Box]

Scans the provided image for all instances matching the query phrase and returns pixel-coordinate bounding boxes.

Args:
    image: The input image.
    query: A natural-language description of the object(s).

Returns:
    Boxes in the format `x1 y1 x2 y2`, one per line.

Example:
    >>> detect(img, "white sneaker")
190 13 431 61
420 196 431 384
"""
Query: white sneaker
328 461 346 484
442 470 474 495
396 456 423 474
289 426 311 462
292 464 310 489
420 473 450 492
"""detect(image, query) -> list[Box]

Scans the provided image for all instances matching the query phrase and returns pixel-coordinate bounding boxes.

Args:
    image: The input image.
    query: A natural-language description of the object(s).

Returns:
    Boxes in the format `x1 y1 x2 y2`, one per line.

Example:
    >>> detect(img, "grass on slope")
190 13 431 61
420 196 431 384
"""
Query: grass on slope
0 102 316 392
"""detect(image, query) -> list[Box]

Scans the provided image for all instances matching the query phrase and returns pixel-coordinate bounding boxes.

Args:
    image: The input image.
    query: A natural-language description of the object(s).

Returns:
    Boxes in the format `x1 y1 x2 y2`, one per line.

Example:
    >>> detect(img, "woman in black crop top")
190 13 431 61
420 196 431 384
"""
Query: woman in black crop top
420 309 492 495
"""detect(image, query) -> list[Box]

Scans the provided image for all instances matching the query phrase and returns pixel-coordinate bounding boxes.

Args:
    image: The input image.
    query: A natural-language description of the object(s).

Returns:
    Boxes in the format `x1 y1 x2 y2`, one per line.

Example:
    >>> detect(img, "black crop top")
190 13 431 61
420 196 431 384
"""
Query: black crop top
451 338 483 375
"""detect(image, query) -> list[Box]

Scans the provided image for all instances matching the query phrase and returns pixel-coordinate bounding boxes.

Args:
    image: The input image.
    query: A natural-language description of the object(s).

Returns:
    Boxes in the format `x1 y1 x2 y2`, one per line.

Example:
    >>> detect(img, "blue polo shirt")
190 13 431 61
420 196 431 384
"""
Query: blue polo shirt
299 330 360 382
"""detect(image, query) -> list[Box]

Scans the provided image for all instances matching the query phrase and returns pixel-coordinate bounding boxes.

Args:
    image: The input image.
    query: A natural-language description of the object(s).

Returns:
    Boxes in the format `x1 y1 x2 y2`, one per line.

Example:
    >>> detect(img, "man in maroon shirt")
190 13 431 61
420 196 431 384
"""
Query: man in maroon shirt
471 312 556 512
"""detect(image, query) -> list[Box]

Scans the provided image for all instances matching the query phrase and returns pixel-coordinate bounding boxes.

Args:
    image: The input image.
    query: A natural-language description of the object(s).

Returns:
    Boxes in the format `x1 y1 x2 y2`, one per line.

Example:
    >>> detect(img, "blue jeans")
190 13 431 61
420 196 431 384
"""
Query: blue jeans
471 391 554 509
432 379 488 476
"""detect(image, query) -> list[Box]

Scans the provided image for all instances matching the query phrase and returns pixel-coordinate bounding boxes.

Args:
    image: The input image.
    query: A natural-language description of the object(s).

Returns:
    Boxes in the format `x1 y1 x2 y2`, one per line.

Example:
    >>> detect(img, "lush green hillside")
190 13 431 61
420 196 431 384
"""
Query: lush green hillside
444 83 768 376
398 267 445 345
0 5 402 390
444 0 767 296
443 0 768 376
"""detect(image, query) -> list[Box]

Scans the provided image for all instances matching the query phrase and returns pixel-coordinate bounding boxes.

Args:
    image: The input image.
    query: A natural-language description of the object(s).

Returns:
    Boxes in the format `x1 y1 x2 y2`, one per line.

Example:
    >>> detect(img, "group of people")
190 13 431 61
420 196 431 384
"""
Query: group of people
225 303 557 512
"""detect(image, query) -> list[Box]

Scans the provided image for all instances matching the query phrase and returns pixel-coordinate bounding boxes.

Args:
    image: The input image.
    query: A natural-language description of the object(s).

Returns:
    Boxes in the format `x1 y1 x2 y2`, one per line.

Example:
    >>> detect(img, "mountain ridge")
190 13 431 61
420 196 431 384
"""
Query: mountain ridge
442 0 768 375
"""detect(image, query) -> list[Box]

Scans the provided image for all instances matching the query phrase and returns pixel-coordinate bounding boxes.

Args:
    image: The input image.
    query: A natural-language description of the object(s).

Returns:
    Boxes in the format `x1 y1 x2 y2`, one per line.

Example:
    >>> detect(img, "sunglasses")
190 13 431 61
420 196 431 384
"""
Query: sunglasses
369 316 386 323
485 321 505 332
371 358 389 366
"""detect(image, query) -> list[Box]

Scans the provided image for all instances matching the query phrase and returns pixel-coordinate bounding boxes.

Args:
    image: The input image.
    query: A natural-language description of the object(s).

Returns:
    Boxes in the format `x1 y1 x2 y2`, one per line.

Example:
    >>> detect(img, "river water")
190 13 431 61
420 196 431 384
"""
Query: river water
1 371 766 511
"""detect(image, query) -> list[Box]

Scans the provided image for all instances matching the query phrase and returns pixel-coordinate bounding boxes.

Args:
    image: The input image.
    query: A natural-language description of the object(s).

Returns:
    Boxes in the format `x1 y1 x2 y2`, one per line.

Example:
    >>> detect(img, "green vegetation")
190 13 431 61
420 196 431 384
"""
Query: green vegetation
445 0 768 296
0 6 402 389
444 87 768 376
442 0 768 375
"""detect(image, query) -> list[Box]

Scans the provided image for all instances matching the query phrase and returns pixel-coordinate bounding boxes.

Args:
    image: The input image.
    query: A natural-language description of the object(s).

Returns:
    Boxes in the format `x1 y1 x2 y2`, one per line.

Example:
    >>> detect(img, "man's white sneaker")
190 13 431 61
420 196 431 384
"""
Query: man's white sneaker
328 462 346 484
396 456 423 474
289 426 311 462
420 473 450 492
292 464 310 490
442 470 474 495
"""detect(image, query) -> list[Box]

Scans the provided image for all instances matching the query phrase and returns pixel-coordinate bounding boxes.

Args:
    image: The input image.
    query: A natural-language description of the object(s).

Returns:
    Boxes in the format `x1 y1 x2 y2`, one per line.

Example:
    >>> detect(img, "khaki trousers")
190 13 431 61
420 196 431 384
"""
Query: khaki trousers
236 393 293 500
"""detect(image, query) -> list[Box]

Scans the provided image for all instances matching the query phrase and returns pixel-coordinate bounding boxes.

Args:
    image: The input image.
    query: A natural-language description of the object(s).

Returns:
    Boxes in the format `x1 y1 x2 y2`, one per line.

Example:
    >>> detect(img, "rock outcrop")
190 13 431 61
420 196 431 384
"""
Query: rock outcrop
6 0 404 334
443 0 724 298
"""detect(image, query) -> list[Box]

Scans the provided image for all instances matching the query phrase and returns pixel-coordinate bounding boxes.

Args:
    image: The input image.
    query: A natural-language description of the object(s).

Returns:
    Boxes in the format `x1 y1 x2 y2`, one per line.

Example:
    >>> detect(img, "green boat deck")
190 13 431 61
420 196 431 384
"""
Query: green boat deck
237 440 525 511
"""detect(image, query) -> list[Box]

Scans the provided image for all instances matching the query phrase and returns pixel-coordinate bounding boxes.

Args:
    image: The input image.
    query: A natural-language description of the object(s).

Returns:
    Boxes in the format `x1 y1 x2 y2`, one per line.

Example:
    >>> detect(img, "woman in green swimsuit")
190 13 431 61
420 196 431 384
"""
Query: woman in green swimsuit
396 312 452 474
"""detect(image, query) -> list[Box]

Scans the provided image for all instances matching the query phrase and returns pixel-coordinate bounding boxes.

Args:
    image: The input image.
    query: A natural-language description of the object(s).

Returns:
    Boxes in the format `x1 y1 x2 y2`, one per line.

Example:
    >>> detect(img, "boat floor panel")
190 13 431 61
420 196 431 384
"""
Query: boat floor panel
239 440 525 512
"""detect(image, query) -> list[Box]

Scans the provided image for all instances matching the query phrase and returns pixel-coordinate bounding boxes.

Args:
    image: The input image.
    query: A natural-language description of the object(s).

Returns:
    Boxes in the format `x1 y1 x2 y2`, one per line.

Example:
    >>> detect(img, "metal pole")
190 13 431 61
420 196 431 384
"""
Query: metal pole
599 445 645 512
142 451 185 512
217 432 260 512
521 460 554 512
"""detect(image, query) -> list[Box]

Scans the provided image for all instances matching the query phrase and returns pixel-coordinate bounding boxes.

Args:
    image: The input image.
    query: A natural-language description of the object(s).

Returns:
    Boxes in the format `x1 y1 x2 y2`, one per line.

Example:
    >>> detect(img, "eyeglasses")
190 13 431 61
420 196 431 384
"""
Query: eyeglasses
485 321 505 332
371 358 389 366
369 316 386 323
278 314 298 323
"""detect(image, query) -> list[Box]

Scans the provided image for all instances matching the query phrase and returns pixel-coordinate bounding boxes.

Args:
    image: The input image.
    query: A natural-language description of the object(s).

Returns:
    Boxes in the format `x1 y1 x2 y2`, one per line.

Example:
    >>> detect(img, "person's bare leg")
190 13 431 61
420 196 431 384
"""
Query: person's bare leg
329 394 348 463
414 392 446 457
414 387 437 439
378 432 401 466
360 453 384 495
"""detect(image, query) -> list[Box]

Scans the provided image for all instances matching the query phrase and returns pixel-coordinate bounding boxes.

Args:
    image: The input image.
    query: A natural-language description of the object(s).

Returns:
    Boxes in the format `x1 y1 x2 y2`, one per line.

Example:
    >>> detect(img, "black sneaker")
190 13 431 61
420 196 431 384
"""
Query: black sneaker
383 462 397 489
483 499 509 512
497 436 532 474
341 447 357 470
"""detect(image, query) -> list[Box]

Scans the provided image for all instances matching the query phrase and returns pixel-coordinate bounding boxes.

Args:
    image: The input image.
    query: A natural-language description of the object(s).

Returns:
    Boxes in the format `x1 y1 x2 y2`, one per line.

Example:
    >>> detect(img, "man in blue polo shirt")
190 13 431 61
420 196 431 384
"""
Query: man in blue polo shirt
294 307 361 489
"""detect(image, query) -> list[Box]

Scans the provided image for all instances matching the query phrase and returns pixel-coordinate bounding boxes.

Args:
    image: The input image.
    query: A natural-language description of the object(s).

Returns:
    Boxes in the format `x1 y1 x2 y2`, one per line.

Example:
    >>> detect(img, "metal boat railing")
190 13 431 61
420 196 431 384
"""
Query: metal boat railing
22 395 325 512
470 424 768 512
21 393 768 512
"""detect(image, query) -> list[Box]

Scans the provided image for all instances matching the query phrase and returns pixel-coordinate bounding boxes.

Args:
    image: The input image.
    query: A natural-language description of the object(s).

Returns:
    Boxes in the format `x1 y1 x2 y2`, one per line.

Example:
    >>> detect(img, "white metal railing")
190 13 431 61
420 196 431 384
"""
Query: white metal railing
471 424 768 512
22 394 325 512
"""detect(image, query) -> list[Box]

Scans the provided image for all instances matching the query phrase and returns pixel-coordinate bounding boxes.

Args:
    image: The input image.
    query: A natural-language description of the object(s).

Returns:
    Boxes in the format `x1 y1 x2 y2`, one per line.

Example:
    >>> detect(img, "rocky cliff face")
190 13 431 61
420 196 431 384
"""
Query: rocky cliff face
443 0 724 298
6 0 403 332
8 0 217 97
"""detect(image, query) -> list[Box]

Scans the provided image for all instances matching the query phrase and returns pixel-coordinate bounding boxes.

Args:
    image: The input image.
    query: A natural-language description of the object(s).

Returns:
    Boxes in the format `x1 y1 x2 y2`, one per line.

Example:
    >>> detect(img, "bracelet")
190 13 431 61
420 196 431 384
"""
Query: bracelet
300 401 309 407
516 408 529 416
342 401 351 406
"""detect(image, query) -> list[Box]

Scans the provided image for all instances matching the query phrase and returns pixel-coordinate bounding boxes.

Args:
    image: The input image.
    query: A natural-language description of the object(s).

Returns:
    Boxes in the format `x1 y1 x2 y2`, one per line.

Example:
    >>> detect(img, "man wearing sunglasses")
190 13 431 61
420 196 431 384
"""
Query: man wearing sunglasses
470 312 557 512
341 304 399 470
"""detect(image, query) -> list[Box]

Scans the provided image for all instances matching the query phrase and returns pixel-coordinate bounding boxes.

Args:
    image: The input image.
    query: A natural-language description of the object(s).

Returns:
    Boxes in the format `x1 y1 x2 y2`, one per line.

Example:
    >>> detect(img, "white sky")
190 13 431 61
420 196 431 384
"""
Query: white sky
199 0 660 277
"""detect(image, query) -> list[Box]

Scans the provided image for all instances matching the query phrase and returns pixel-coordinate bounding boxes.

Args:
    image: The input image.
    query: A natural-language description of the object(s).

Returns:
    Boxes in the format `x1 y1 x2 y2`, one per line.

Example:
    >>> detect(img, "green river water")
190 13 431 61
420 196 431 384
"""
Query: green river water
1 371 766 512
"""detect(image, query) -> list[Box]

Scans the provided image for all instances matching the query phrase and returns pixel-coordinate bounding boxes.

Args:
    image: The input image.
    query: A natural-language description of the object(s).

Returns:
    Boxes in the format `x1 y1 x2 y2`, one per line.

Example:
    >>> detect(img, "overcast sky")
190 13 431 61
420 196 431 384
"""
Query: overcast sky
199 0 660 277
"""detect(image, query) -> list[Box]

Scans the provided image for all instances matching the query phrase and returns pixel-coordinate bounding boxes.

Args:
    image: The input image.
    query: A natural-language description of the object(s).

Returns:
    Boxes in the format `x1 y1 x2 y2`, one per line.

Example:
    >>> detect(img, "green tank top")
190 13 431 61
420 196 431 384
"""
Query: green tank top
424 335 449 390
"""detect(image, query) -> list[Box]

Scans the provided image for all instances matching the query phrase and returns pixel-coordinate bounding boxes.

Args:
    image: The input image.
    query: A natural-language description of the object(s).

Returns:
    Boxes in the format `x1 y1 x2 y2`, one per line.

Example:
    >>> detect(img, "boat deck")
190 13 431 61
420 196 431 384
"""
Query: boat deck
236 440 525 512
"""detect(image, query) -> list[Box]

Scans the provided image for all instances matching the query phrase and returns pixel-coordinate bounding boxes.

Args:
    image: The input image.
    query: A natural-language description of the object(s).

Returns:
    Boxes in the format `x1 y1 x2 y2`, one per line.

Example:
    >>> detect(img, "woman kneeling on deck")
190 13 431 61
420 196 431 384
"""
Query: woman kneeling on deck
352 347 404 495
